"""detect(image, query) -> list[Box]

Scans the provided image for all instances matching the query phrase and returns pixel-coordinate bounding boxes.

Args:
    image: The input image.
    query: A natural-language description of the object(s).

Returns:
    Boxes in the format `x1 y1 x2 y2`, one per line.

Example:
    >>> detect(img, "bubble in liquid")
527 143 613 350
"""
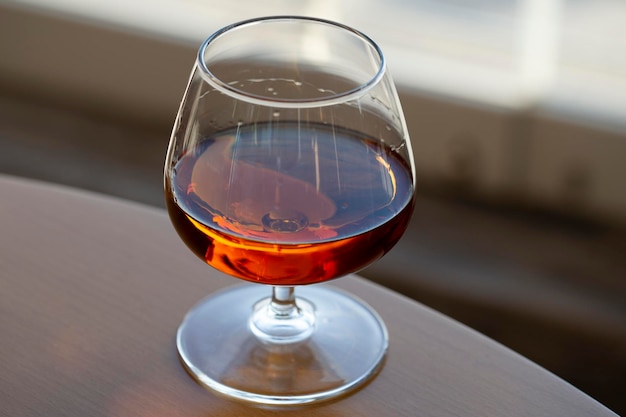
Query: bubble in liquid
262 210 309 233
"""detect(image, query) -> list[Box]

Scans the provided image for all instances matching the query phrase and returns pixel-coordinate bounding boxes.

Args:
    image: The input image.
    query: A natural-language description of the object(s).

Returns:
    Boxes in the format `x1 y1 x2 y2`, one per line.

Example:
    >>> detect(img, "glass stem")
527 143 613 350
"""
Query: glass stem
271 286 298 316
250 286 315 344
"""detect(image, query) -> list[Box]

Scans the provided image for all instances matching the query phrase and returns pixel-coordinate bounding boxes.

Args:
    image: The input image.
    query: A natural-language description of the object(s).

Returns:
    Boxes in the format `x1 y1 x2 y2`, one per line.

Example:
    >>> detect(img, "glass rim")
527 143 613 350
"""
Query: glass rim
196 16 387 108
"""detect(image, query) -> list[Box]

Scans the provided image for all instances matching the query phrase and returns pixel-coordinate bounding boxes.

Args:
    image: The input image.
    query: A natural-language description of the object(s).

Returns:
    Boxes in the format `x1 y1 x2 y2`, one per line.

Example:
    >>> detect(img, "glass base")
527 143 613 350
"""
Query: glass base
176 283 388 405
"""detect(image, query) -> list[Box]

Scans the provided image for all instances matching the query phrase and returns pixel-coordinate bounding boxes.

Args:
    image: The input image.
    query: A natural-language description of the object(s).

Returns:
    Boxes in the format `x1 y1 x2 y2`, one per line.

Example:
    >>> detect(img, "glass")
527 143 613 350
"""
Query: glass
164 16 416 405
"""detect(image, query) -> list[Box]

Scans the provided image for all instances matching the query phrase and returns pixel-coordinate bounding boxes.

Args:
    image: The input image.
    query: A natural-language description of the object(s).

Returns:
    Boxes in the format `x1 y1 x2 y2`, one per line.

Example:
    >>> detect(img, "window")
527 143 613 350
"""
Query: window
3 0 626 220
12 0 625 114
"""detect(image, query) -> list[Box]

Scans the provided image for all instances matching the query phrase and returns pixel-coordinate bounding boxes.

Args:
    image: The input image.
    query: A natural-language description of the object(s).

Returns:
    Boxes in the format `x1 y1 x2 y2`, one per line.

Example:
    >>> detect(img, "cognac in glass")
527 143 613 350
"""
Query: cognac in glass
164 16 416 405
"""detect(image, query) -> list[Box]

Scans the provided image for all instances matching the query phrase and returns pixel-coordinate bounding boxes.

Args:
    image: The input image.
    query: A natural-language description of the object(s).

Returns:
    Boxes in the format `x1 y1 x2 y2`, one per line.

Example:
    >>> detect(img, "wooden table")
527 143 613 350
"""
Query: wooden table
0 175 617 416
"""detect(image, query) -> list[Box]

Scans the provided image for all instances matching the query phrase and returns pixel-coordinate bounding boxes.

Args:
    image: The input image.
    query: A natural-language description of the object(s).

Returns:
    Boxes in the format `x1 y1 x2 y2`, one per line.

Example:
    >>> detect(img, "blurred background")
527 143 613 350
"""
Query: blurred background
1 0 625 413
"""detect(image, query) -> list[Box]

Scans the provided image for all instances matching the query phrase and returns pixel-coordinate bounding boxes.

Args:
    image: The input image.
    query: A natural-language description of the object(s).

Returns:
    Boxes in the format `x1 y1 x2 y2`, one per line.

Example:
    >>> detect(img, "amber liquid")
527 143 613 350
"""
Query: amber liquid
165 123 415 285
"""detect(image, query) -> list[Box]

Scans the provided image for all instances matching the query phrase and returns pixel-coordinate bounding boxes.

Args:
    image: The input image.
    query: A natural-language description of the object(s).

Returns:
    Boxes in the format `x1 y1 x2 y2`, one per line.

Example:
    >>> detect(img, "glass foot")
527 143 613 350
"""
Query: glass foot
176 283 388 405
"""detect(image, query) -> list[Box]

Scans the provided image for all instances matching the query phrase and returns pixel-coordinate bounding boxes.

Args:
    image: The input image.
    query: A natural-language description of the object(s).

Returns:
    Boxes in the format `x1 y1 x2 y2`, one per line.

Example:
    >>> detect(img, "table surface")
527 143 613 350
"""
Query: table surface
0 174 617 417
